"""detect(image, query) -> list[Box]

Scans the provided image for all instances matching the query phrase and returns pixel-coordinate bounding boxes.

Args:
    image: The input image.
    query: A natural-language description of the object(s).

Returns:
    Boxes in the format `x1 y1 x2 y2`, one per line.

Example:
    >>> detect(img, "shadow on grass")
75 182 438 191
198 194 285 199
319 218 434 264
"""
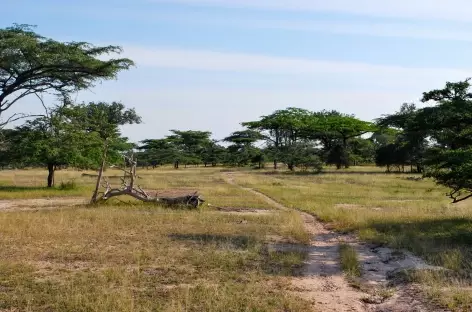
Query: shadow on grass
362 217 472 272
168 233 257 250
0 185 51 192
254 170 421 176
168 233 307 276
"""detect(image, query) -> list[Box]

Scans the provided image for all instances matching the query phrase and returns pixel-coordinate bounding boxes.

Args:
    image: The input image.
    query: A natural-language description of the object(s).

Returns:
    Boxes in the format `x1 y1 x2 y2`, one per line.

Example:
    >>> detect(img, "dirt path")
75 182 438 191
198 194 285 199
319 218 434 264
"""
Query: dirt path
222 172 449 312
0 197 87 211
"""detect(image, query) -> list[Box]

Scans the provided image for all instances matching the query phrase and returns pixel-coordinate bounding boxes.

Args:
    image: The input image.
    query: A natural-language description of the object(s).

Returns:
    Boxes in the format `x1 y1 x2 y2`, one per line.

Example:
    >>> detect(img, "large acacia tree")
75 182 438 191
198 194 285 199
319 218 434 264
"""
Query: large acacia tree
0 24 134 125
380 79 472 202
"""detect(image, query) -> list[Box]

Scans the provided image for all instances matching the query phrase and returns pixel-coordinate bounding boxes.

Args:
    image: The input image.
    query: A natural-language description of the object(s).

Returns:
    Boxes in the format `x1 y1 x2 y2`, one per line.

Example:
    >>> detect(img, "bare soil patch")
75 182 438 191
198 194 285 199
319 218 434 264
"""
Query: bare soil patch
211 206 274 215
0 197 87 211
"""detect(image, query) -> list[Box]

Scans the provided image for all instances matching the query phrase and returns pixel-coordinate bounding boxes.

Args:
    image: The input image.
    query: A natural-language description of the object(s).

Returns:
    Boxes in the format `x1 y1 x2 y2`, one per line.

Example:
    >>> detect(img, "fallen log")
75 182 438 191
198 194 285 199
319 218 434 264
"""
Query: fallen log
92 154 204 208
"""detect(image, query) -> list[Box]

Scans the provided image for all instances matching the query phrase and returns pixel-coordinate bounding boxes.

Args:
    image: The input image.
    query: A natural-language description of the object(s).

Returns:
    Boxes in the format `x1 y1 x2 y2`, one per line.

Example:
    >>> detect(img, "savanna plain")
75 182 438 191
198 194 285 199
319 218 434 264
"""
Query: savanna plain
0 166 471 312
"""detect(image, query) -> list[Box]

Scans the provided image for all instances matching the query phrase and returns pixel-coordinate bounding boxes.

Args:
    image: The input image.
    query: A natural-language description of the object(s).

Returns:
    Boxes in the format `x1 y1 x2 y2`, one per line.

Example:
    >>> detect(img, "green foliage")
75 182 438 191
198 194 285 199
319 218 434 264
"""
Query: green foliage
58 180 77 190
376 103 428 173
378 79 472 202
0 24 134 124
243 108 374 169
423 148 472 202
279 143 322 172
3 102 139 187
139 130 213 169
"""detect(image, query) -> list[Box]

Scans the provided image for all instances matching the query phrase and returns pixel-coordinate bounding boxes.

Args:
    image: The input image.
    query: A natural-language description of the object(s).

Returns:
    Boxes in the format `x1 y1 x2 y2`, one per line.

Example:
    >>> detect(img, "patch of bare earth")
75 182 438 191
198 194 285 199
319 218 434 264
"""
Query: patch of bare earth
223 172 450 312
209 205 274 215
0 197 87 211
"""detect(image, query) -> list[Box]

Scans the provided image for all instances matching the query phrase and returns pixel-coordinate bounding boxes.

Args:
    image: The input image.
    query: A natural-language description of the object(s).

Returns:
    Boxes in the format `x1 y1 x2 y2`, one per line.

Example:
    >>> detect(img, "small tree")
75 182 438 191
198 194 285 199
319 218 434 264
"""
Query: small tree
66 102 141 203
279 143 322 172
8 106 96 187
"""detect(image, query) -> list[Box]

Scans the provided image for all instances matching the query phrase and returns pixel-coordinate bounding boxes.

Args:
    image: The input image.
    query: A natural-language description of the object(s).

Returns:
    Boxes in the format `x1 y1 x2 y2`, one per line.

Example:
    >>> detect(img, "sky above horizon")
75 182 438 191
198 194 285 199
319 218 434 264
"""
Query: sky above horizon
3 0 472 142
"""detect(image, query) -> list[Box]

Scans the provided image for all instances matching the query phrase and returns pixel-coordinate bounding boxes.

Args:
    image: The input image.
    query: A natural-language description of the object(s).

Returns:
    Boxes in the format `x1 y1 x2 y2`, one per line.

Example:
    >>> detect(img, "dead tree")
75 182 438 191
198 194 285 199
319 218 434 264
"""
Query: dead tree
91 154 204 208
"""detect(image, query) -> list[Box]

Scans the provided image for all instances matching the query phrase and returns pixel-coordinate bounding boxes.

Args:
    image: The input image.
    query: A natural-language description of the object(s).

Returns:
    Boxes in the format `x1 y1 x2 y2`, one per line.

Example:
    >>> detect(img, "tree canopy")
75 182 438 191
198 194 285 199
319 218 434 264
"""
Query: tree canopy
0 24 134 125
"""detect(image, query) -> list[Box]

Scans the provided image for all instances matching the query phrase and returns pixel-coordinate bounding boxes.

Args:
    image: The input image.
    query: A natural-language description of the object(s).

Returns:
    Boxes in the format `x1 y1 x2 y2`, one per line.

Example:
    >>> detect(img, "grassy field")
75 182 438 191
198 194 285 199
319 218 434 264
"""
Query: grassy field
0 167 311 312
232 167 472 311
0 166 471 311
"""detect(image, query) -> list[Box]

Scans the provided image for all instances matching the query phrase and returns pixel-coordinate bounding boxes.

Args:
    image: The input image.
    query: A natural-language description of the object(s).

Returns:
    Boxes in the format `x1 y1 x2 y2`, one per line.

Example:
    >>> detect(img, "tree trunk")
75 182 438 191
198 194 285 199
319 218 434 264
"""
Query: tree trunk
47 163 55 188
288 163 294 171
91 144 108 204
342 137 350 169
273 159 277 170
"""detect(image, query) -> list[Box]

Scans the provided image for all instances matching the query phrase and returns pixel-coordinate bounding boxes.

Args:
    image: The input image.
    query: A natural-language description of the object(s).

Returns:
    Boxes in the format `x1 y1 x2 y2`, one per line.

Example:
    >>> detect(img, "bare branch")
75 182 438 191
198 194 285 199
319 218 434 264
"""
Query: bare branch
95 154 203 208
0 112 45 127
34 92 49 118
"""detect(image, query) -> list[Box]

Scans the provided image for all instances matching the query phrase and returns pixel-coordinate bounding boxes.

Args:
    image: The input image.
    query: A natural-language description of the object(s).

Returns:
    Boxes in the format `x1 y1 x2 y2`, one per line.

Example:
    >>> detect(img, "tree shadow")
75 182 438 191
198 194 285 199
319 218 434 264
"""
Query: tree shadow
0 185 50 192
363 217 472 272
168 233 308 276
168 233 257 250
255 170 417 176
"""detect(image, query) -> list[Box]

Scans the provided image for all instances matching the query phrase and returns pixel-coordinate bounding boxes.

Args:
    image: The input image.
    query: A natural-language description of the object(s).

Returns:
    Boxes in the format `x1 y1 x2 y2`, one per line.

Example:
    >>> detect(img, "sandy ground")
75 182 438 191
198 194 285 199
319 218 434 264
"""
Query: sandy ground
223 172 450 312
0 197 87 211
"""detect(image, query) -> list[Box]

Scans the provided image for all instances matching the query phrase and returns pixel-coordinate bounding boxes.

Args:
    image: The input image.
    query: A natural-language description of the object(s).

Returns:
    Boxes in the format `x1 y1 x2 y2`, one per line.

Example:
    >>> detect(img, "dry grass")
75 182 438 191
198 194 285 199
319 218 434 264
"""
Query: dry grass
0 167 311 312
3 165 472 310
232 168 472 311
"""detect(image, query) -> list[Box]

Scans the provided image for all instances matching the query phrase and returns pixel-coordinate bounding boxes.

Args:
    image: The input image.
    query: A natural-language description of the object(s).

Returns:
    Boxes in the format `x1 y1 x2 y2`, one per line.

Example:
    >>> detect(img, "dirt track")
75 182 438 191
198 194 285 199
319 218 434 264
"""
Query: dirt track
222 172 449 312
0 197 87 211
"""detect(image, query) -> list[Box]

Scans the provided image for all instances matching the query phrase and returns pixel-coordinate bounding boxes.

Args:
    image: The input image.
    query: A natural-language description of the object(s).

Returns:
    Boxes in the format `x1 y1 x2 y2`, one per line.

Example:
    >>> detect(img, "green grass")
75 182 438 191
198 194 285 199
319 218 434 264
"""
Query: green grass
339 244 361 278
231 167 472 311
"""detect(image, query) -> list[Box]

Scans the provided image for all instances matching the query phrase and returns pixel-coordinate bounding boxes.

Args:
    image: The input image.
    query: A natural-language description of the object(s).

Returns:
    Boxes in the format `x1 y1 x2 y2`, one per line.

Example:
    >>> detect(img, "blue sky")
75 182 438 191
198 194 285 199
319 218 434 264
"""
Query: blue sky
3 0 472 142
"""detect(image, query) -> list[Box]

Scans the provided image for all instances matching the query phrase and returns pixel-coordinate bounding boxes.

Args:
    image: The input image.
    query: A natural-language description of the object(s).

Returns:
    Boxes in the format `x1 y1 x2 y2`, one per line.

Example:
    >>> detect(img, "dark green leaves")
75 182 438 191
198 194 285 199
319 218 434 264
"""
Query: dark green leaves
0 24 134 122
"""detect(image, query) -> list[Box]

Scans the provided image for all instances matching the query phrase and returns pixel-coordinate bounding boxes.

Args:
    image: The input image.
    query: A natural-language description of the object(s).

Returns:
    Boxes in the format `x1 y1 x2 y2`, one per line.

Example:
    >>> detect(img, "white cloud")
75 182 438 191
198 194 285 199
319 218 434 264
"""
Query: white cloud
113 11 472 42
243 20 472 42
150 0 472 22
121 46 472 90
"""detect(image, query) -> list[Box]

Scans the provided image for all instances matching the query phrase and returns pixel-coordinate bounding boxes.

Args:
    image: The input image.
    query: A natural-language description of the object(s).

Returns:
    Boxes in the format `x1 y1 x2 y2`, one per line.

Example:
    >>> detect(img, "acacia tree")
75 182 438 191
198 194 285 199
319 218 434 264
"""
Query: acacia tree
66 102 141 203
307 111 375 169
138 138 181 168
415 79 472 202
0 24 134 125
242 107 312 169
223 130 264 167
201 140 226 167
377 103 428 173
6 105 100 186
166 130 212 168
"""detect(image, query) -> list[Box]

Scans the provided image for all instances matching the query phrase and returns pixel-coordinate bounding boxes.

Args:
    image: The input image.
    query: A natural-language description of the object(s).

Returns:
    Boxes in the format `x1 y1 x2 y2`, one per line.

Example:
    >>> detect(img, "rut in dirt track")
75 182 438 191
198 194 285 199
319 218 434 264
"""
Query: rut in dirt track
222 172 449 312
